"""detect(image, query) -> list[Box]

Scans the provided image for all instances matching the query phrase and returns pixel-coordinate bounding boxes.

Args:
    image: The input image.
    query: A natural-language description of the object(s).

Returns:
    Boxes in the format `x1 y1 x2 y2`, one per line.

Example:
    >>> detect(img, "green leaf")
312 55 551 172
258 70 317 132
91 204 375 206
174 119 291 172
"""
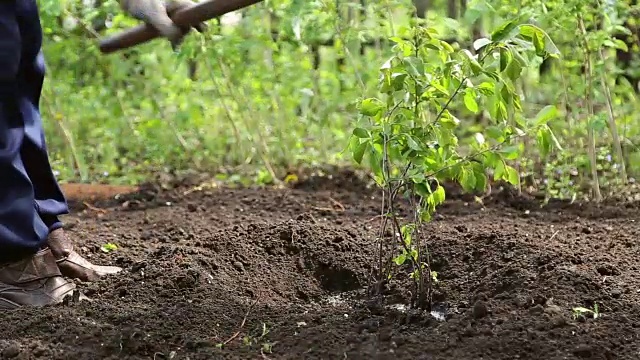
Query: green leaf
519 24 561 57
473 38 492 51
439 40 455 53
484 152 500 168
491 17 523 42
589 114 608 132
500 83 514 105
504 55 523 80
380 56 394 70
409 167 426 183
486 126 505 142
513 96 523 112
403 56 425 78
393 253 408 265
499 145 521 160
389 37 406 45
613 39 628 52
602 39 629 52
474 170 488 191
510 47 530 67
482 70 501 81
477 82 495 96
406 134 422 151
518 24 537 39
461 50 483 75
534 105 558 125
495 101 508 121
459 167 477 192
425 42 441 51
499 47 511 72
353 128 369 138
537 127 551 158
101 243 118 253
401 225 412 246
532 30 545 56
432 185 446 205
353 142 368 164
410 248 419 263
505 165 520 185
439 113 460 128
420 210 432 222
464 89 479 113
390 73 408 91
493 160 505 181
431 82 450 97
414 182 431 198
360 98 384 116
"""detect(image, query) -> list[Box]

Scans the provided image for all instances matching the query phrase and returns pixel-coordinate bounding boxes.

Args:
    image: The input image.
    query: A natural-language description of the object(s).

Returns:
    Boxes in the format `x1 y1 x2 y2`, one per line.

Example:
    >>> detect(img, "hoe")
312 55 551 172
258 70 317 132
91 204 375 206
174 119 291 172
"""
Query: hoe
99 0 264 54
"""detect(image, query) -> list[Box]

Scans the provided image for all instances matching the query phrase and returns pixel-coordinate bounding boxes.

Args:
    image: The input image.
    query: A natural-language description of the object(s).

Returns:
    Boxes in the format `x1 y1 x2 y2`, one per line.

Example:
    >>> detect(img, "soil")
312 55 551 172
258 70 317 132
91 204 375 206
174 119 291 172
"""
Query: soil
1 169 639 360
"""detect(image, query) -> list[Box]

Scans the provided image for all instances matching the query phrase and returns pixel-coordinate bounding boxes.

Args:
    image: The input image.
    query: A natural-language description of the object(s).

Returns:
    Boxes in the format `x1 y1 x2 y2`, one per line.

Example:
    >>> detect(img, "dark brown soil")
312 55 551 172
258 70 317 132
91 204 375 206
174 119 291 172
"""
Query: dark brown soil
2 170 639 360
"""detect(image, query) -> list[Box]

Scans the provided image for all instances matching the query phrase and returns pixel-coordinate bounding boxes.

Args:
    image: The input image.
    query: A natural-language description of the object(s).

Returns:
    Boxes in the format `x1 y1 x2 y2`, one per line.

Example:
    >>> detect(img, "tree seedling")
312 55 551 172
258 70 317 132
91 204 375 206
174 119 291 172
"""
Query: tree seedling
351 17 561 310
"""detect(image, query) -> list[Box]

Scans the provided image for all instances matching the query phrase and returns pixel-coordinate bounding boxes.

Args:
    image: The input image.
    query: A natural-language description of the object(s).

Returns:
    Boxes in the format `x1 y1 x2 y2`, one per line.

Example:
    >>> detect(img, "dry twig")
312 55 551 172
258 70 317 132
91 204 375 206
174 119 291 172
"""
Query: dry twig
223 298 260 345
83 202 108 214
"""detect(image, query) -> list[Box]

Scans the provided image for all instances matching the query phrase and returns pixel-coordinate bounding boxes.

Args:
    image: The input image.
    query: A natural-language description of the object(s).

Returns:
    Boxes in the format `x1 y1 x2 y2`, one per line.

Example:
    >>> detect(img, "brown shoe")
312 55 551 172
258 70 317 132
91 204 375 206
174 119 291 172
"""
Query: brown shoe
0 248 77 310
47 228 122 282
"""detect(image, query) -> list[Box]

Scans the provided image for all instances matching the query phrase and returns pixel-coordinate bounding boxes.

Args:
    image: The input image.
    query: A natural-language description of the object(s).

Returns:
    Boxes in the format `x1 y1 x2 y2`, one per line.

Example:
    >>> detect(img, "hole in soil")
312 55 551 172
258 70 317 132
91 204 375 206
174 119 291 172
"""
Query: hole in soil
313 262 361 293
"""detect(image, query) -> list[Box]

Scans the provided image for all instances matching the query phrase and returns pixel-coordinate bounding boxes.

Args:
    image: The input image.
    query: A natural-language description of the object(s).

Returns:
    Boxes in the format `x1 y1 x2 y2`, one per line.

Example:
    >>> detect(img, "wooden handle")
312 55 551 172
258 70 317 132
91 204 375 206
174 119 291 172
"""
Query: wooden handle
98 0 264 54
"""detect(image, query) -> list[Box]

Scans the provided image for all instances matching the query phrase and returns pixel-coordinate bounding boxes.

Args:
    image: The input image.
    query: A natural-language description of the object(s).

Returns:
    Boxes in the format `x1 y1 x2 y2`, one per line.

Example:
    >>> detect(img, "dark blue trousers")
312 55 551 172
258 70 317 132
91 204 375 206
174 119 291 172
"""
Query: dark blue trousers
0 1 69 262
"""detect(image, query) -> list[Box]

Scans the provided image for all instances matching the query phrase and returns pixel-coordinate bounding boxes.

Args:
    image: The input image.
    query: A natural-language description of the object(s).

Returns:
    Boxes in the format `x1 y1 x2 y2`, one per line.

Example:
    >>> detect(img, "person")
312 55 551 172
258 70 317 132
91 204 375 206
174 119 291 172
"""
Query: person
0 0 204 310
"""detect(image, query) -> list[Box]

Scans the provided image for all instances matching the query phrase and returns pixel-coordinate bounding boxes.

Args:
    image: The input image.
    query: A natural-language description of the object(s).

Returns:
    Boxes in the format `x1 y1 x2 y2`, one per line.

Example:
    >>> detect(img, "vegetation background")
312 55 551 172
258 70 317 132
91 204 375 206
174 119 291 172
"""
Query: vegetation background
39 0 639 202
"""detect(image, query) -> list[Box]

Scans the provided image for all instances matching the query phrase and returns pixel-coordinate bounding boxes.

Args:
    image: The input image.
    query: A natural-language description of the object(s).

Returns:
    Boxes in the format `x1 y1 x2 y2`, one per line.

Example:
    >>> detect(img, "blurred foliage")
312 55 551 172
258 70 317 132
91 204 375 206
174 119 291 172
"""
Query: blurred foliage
38 0 639 201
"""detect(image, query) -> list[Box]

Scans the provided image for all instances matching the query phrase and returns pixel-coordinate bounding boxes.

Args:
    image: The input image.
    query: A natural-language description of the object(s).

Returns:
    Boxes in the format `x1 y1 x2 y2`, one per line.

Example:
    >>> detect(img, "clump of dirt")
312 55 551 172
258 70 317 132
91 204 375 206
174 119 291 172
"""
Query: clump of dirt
1 169 639 359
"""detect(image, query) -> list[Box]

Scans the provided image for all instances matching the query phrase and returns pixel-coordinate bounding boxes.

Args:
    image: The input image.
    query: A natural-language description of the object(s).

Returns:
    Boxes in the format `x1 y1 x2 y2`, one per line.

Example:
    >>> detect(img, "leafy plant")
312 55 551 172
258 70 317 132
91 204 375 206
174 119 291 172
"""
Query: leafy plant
351 17 561 309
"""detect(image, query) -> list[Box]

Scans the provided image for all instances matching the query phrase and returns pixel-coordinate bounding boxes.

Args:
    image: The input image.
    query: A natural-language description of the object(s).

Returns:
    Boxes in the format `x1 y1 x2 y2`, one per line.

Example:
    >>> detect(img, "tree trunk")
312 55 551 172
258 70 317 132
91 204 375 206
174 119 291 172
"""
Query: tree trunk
413 0 429 18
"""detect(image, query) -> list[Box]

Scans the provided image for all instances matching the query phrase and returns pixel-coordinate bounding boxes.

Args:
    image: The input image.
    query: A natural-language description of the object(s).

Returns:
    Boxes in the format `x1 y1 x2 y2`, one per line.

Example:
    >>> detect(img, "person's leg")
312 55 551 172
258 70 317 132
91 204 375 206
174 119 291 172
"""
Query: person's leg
17 11 69 233
0 1 76 310
0 101 49 261
17 28 69 237
0 0 48 261
16 0 122 281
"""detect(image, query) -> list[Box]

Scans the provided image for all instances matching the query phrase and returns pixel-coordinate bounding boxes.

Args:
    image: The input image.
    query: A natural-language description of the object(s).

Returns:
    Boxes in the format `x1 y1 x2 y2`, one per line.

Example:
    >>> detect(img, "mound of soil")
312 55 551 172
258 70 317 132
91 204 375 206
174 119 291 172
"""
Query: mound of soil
1 171 639 359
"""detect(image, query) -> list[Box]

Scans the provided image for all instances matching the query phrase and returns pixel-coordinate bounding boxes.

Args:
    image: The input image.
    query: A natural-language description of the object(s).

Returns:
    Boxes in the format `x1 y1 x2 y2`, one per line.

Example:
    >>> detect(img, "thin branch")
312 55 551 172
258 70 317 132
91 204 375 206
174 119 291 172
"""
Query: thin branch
578 14 603 202
597 47 628 183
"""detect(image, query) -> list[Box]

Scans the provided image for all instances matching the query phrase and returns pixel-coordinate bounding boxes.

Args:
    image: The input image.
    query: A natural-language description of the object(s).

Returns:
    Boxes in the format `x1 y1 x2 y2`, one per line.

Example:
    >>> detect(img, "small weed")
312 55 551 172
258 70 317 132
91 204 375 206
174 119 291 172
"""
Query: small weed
572 303 600 320
100 243 118 253
241 322 275 355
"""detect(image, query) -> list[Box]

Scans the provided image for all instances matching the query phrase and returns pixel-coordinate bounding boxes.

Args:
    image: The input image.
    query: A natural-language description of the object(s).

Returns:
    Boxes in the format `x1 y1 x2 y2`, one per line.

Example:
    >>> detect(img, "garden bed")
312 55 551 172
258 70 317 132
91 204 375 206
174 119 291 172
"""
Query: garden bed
1 170 638 359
